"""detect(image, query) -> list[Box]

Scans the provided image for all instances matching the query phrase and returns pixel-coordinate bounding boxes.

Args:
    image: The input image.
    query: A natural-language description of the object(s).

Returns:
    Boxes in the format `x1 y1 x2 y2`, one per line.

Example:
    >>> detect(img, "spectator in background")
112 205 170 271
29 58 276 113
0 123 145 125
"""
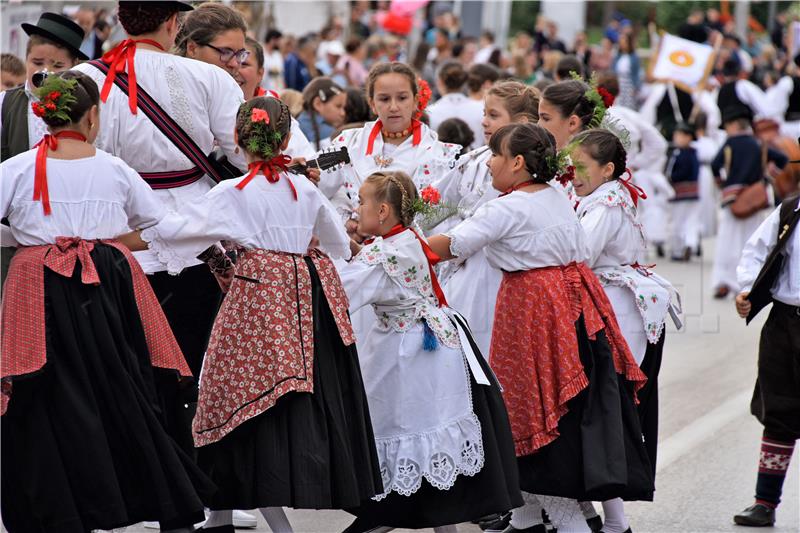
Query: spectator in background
284 34 317 91
317 39 345 78
555 54 584 81
92 18 111 58
571 31 593 74
723 33 754 74
73 7 97 59
589 36 614 72
349 0 371 40
0 53 25 90
614 33 640 108
437 117 474 158
679 10 709 44
512 52 536 85
239 36 266 100
537 49 563 81
429 61 483 149
467 62 500 101
453 38 477 67
336 37 368 87
771 11 788 52
543 20 567 53
298 77 346 150
263 29 284 91
705 8 725 34
334 86 373 135
475 30 497 64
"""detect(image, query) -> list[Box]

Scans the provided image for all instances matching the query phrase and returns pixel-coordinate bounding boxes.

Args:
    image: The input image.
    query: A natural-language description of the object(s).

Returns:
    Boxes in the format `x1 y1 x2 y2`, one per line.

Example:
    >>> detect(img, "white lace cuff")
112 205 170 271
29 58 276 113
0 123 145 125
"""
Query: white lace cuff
140 226 190 276
443 232 463 258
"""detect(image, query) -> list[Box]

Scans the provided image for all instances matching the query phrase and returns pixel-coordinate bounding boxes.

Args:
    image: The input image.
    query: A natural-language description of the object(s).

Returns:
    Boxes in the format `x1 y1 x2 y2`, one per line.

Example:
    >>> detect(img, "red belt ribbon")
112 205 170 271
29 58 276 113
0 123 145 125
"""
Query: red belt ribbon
100 39 165 115
33 131 89 216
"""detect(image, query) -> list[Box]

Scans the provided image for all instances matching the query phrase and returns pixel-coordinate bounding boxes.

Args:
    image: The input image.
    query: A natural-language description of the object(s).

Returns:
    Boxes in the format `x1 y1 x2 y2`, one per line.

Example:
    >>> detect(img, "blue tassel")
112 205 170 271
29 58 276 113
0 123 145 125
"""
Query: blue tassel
422 319 439 351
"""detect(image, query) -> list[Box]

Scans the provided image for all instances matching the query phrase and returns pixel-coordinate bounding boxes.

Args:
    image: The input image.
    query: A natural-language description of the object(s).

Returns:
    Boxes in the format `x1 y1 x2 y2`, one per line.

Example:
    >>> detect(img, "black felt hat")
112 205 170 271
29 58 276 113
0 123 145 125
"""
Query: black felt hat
21 12 88 61
720 104 754 126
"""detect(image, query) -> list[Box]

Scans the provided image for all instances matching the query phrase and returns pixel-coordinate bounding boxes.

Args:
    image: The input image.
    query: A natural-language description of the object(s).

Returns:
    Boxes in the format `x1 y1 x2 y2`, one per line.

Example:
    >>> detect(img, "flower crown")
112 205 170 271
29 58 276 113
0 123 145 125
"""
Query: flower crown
32 76 78 122
245 104 285 159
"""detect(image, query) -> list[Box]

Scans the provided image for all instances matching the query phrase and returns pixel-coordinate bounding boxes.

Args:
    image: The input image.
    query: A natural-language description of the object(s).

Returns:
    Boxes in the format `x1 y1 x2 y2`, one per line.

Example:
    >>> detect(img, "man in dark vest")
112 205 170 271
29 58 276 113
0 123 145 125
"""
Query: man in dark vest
716 58 769 127
0 13 86 285
733 191 800 527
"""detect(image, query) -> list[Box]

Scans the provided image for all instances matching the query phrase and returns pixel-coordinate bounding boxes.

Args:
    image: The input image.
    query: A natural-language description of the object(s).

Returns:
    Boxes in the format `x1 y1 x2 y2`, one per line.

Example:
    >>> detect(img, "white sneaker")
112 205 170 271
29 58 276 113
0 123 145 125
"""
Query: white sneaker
232 509 258 528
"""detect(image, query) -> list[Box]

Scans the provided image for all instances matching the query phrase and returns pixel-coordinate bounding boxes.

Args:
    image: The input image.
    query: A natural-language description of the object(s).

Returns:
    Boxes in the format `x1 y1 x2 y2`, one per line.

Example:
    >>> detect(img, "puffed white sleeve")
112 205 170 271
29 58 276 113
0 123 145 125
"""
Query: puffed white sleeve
208 69 247 170
765 76 793 119
735 80 770 119
443 199 514 260
338 256 395 314
140 185 236 275
312 190 351 260
736 205 780 293
579 205 625 267
120 162 167 230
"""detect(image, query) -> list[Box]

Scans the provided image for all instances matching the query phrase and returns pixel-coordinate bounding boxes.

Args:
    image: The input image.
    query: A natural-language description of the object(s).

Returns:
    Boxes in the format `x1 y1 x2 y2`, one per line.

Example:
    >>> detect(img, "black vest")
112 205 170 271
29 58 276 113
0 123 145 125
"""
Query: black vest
717 81 748 113
786 77 800 122
1 86 31 162
746 193 800 323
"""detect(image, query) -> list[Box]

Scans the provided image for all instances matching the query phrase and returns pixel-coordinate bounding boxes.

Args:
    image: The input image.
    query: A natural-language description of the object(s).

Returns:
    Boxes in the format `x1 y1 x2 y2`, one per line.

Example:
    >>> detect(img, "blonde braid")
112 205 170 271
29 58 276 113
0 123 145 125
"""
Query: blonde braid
387 175 414 226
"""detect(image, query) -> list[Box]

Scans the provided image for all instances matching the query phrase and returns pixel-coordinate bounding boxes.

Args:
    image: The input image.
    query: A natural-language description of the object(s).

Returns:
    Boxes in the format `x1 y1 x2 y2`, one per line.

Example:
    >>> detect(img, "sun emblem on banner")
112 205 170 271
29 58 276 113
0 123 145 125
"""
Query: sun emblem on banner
669 50 695 67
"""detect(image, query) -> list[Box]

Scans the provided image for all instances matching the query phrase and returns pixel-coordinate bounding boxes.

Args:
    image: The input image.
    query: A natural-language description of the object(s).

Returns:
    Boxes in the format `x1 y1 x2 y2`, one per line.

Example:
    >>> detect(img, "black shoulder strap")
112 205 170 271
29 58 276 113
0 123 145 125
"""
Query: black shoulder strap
87 60 225 183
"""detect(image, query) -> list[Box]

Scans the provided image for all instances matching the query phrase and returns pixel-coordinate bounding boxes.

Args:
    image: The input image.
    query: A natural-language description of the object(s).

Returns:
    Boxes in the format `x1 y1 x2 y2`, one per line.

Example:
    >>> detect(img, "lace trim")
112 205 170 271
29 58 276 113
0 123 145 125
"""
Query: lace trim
579 182 647 247
444 232 463 259
595 268 671 344
165 66 194 139
140 225 189 276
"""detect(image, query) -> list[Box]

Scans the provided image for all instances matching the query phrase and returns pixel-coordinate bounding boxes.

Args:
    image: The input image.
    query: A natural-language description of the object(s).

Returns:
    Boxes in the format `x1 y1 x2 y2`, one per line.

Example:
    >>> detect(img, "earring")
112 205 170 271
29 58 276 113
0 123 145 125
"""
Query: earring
379 217 385 225
234 146 240 154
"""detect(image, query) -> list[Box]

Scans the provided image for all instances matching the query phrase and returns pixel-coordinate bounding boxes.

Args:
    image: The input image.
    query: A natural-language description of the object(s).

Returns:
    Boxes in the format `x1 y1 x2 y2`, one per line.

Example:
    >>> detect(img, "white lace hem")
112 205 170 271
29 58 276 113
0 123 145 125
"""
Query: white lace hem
140 226 190 276
373 412 485 500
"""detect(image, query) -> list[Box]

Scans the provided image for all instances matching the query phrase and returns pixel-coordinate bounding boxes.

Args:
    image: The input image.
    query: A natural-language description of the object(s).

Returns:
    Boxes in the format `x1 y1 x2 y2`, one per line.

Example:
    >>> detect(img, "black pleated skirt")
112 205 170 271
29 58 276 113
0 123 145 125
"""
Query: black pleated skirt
518 316 655 502
343 316 524 531
638 331 665 480
1 244 213 533
197 257 383 510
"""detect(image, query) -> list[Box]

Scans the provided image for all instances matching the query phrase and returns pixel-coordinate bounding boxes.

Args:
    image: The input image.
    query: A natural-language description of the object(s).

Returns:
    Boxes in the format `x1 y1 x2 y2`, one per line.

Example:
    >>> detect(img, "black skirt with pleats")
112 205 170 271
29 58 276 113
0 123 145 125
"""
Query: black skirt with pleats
197 256 383 510
1 244 213 533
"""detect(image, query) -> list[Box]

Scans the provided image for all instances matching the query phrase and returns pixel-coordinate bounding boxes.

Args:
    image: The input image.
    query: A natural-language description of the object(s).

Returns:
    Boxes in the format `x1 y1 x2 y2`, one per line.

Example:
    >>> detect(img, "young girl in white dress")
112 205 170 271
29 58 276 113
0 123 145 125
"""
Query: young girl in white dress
572 129 683 533
339 171 522 532
426 123 653 533
431 80 540 358
120 97 383 533
1 71 210 533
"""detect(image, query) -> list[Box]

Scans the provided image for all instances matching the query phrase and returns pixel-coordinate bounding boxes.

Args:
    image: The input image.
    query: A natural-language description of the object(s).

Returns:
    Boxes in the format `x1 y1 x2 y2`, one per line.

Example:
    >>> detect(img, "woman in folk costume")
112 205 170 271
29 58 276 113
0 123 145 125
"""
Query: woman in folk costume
425 124 653 533
338 171 521 533
1 72 212 533
72 0 246 418
318 61 461 222
429 80 540 358
120 97 382 533
571 129 683 533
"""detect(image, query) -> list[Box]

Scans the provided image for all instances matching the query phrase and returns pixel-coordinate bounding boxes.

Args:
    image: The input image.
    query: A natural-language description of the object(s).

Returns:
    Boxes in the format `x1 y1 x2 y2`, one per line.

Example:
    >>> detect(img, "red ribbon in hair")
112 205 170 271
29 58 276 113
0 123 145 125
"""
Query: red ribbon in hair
33 131 88 215
620 168 647 207
236 155 295 198
100 39 165 114
364 224 448 308
365 119 422 156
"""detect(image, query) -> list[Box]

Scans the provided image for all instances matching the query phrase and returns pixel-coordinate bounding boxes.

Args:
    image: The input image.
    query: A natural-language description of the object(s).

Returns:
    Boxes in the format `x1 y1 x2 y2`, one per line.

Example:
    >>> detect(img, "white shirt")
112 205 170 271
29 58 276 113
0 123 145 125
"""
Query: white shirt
766 76 795 120
445 184 589 271
427 93 485 149
737 199 800 306
73 50 247 273
732 79 771 120
142 170 349 275
0 82 50 150
1 149 164 245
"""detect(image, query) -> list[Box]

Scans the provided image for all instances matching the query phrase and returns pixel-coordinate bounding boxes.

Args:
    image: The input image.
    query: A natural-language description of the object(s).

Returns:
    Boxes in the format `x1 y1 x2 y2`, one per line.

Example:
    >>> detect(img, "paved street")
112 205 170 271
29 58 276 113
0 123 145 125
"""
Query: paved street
117 235 797 532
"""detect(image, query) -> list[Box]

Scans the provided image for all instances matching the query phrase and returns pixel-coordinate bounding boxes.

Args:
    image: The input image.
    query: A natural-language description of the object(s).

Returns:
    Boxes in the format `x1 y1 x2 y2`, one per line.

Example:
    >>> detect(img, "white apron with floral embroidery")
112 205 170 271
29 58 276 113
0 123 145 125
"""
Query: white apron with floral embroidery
339 229 489 500
577 182 682 354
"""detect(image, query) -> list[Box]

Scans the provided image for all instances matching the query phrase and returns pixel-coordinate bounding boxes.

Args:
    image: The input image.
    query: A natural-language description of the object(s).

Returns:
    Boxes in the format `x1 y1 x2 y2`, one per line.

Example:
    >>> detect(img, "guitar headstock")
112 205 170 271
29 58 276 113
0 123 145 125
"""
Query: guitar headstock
315 146 351 172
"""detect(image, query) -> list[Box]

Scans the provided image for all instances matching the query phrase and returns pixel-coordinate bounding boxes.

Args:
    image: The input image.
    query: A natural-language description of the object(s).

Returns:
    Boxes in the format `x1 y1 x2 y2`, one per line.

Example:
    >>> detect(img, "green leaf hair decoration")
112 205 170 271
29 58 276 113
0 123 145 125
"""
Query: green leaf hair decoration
32 76 79 123
570 71 607 129
246 103 283 159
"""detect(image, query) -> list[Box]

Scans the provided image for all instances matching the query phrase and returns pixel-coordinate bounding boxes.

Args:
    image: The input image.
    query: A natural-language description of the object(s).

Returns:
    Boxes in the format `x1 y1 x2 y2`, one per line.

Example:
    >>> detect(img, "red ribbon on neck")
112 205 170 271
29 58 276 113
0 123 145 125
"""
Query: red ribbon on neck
236 155 294 197
499 180 536 197
365 119 422 156
33 131 89 216
100 39 165 115
365 224 448 308
620 168 647 207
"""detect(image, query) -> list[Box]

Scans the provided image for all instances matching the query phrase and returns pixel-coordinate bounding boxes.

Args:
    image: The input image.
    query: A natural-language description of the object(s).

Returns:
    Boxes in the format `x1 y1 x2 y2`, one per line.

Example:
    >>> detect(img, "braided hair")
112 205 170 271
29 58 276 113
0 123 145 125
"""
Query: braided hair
364 171 418 227
235 97 291 159
488 123 557 184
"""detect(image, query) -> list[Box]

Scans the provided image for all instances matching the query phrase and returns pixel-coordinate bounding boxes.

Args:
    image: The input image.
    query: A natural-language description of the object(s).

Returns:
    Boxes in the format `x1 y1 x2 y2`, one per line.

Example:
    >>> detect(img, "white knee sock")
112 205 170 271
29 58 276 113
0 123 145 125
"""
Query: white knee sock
433 525 458 533
578 501 599 519
511 492 545 529
259 507 293 533
203 509 233 527
601 498 630 533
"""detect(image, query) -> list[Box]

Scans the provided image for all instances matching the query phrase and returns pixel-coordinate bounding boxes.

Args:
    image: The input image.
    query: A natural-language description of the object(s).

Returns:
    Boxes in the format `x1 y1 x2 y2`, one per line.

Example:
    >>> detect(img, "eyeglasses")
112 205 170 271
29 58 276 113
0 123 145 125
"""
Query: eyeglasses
203 43 250 65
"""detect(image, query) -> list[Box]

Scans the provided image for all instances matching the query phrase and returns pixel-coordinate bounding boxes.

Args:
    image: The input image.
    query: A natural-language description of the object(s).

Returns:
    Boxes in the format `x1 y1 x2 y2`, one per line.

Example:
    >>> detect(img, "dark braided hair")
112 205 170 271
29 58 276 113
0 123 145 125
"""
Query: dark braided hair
235 97 291 159
542 79 596 129
572 129 628 180
488 123 557 184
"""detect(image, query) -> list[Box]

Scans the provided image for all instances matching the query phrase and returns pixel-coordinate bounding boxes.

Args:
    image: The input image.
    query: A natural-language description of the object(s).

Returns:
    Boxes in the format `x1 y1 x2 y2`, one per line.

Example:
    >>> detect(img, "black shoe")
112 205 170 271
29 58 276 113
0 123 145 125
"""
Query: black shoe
481 512 512 532
477 513 502 526
587 515 603 532
196 526 235 533
600 529 632 533
500 524 548 533
733 504 776 526
655 243 665 258
696 244 702 257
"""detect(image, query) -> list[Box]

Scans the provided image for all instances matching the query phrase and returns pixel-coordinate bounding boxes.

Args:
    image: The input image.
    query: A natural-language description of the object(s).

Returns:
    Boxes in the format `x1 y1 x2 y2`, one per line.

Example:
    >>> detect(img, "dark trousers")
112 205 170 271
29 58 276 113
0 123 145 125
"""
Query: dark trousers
750 301 800 441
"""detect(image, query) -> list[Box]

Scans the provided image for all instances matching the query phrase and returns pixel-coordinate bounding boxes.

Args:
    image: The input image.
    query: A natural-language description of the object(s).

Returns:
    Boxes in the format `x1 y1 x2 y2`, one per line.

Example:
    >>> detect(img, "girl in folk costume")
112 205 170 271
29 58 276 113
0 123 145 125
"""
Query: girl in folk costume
431 80 540 358
239 37 267 100
572 129 683 533
339 171 522 532
318 62 461 222
426 124 654 532
1 72 211 533
298 77 347 150
120 97 382 533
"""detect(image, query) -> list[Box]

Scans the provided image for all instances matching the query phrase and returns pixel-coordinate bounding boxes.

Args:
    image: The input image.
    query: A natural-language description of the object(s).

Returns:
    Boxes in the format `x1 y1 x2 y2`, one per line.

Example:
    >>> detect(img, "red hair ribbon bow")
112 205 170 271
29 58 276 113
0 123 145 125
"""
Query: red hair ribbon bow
100 39 165 115
236 154 294 197
620 168 647 207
